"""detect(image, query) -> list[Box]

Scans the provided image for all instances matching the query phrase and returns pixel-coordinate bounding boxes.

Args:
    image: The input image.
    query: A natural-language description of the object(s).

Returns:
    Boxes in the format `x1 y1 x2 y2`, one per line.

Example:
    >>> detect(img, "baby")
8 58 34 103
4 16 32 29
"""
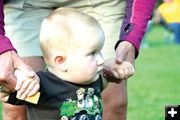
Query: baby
1 8 134 120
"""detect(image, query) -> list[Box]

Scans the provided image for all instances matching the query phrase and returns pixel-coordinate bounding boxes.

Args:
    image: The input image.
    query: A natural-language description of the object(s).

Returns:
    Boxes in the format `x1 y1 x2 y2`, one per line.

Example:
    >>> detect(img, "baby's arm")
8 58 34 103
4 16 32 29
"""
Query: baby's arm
102 59 135 88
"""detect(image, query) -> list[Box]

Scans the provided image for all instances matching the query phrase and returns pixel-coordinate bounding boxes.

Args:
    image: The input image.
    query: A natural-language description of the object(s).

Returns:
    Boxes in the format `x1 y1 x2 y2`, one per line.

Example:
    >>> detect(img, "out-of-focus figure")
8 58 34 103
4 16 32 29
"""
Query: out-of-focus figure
158 0 180 44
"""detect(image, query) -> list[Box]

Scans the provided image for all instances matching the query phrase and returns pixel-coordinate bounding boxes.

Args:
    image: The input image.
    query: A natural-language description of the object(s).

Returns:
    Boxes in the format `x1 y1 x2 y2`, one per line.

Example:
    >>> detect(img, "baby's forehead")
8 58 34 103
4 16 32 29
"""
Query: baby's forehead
44 9 104 44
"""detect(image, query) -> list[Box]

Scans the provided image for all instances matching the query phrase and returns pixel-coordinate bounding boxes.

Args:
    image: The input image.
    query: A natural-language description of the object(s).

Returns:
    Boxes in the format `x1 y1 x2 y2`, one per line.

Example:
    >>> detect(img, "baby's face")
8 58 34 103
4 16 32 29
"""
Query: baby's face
65 26 105 84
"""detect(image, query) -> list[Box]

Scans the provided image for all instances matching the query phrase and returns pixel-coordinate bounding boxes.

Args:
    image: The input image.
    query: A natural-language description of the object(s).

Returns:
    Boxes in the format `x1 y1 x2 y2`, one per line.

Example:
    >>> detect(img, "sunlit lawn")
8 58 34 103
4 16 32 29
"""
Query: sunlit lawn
127 25 180 120
0 25 180 120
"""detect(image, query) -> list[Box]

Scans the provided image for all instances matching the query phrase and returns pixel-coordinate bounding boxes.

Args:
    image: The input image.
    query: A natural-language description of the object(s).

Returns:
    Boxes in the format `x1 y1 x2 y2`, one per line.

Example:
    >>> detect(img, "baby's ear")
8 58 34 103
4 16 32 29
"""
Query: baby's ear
55 55 67 71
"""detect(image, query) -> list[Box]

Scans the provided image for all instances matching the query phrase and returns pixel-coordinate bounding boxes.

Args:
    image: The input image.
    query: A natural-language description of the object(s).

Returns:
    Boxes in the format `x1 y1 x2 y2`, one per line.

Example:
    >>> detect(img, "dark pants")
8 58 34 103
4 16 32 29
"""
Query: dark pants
168 23 180 44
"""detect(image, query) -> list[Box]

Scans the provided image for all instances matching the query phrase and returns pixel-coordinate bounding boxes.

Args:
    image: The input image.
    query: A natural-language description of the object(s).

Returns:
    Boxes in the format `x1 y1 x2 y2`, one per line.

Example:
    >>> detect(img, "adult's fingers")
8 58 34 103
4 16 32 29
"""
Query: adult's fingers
0 51 17 91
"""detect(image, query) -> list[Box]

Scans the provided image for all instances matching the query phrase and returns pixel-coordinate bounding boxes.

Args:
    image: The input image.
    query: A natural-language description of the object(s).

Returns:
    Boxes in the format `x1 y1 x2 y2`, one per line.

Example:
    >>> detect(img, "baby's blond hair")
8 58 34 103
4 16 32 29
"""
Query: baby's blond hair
39 8 103 65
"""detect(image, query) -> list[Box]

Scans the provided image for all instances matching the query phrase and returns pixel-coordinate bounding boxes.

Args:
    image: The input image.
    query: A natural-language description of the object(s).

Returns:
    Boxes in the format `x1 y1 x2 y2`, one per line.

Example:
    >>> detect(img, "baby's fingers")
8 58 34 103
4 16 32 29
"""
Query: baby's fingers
124 66 135 79
116 69 125 79
18 81 35 100
16 79 31 100
116 66 135 80
27 84 40 97
15 80 23 91
124 68 133 79
15 70 26 91
27 75 40 97
111 70 120 79
17 74 40 100
129 65 135 76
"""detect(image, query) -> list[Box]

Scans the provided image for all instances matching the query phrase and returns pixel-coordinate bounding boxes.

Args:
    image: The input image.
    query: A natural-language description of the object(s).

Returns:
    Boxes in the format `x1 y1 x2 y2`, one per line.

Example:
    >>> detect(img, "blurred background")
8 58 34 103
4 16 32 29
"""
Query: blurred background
0 0 180 120
128 0 180 119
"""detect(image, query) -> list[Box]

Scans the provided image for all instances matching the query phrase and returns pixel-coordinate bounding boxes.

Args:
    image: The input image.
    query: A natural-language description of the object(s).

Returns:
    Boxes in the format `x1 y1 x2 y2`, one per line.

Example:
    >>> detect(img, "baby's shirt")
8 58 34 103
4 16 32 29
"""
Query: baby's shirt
7 70 104 120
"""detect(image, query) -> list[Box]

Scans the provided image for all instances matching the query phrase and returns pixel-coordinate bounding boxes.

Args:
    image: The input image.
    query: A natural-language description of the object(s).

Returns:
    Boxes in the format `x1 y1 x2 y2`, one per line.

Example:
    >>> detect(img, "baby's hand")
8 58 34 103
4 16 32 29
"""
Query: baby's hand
116 61 135 79
103 59 135 83
14 70 40 100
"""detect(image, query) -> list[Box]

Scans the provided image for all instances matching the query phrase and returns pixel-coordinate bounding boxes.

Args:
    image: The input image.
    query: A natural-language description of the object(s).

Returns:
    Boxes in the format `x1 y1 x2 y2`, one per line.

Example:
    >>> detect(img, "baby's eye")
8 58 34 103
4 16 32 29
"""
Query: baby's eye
87 50 98 56
91 51 96 56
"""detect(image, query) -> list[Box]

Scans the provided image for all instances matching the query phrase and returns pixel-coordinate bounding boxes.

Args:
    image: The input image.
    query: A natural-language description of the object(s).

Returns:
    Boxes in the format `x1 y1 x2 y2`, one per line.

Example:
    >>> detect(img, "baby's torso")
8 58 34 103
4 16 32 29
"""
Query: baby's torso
27 71 103 120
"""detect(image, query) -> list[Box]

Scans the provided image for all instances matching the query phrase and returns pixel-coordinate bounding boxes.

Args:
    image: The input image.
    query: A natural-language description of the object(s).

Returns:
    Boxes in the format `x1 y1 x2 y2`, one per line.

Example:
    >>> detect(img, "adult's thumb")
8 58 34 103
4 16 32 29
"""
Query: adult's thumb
115 42 127 64
115 54 124 64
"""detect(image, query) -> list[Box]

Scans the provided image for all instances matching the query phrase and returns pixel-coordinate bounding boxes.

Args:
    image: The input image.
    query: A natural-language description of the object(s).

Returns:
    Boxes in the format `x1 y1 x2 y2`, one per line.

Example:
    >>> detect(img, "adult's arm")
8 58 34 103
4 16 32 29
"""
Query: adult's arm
116 0 156 58
105 0 156 80
0 0 16 54
0 0 36 91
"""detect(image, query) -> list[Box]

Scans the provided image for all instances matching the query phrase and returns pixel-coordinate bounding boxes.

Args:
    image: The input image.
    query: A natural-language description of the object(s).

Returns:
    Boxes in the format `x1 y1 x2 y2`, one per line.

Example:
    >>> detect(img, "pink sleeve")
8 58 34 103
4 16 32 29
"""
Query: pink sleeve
116 0 156 58
0 0 16 54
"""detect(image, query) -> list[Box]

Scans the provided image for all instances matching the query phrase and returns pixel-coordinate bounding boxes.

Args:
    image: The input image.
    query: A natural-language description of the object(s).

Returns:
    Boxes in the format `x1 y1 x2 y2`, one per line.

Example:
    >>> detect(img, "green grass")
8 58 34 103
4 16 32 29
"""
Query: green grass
0 25 179 120
127 25 180 120
0 103 1 119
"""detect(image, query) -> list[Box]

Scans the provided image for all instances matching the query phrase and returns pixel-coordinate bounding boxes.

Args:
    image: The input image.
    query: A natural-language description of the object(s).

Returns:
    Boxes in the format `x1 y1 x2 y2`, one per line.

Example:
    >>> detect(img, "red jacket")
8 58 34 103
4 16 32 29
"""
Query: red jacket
0 0 15 54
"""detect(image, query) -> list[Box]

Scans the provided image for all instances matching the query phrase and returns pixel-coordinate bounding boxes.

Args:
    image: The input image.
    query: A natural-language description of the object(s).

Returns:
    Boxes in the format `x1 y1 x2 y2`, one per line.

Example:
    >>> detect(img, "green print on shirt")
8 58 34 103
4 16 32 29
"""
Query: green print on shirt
60 88 102 120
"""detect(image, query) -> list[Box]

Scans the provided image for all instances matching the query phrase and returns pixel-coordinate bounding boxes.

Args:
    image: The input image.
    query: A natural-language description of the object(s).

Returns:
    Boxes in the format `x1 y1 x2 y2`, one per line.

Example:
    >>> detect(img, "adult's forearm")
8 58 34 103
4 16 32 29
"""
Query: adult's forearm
0 0 5 35
0 0 16 54
117 0 156 58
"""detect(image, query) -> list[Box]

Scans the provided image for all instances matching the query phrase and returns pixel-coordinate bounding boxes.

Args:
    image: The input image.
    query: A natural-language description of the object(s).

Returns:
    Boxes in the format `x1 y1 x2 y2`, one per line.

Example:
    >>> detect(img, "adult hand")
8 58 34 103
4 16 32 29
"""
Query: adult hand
103 41 136 82
0 50 35 91
115 41 136 66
